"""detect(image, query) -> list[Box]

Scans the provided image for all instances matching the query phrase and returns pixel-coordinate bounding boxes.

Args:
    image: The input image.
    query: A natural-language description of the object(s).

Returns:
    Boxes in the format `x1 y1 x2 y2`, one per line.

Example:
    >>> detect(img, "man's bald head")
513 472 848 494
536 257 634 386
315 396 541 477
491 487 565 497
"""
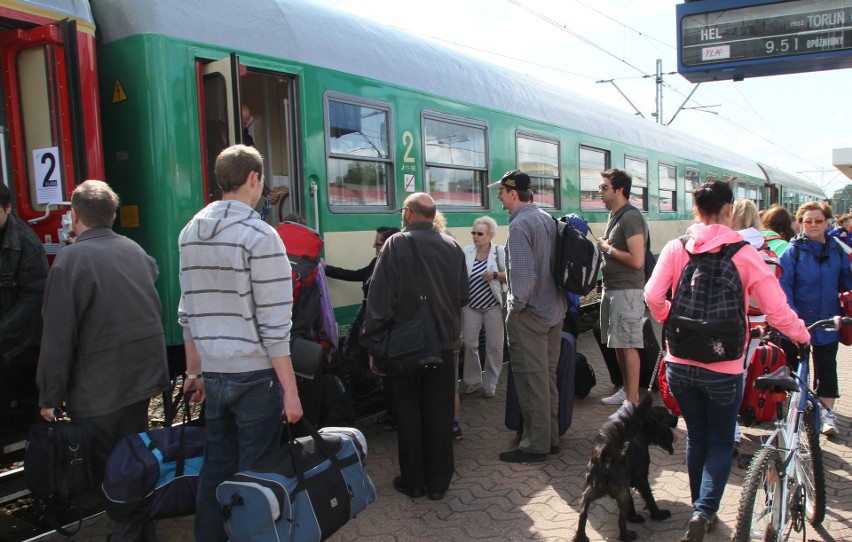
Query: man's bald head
404 192 436 221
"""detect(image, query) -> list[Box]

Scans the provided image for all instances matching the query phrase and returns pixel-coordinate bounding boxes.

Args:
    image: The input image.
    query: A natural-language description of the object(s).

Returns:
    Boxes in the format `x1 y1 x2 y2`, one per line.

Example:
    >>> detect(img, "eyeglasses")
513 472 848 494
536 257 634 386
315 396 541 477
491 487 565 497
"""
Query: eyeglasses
398 206 409 214
471 231 486 237
802 218 825 225
598 184 611 191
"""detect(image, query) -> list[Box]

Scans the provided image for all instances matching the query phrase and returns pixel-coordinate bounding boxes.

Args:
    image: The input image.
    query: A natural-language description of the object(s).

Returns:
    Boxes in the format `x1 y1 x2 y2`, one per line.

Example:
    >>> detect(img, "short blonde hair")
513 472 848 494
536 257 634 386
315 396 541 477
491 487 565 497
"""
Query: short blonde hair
432 210 447 233
731 198 761 231
472 215 497 236
795 201 832 223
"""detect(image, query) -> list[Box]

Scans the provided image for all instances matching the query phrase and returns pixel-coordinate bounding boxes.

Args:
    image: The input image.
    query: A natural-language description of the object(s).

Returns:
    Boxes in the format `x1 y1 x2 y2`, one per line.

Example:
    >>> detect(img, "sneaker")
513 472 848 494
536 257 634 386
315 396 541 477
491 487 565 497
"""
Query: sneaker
608 399 635 422
821 409 838 436
483 390 496 398
462 384 479 395
601 387 626 405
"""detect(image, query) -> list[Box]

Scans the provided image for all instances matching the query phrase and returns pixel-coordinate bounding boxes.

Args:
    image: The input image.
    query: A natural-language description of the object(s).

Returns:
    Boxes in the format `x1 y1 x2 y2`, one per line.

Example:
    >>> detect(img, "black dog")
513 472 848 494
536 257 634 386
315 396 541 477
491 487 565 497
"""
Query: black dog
574 395 678 542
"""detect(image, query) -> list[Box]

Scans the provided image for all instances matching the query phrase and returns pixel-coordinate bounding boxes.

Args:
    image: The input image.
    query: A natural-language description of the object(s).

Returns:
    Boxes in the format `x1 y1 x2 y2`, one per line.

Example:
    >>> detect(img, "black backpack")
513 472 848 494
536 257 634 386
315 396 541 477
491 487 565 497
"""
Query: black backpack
552 216 602 296
664 237 748 363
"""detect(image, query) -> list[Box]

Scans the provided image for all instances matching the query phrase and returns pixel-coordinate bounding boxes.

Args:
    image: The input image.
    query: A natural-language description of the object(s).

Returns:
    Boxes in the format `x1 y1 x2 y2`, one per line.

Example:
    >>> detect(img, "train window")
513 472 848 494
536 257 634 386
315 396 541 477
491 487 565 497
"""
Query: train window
423 113 487 208
16 46 66 210
706 172 719 183
624 156 647 211
579 146 609 211
517 133 559 209
325 96 393 209
659 163 677 213
736 181 746 199
685 167 700 213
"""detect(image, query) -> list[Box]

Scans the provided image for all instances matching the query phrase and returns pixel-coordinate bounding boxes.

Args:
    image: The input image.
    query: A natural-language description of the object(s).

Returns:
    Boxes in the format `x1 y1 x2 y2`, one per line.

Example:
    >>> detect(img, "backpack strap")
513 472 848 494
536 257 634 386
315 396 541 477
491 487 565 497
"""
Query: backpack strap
763 234 783 242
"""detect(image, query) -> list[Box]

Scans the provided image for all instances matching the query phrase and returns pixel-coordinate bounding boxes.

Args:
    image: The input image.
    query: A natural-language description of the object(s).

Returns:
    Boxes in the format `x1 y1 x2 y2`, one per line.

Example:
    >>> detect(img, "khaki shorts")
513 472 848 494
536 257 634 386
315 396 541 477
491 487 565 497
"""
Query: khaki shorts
600 288 645 349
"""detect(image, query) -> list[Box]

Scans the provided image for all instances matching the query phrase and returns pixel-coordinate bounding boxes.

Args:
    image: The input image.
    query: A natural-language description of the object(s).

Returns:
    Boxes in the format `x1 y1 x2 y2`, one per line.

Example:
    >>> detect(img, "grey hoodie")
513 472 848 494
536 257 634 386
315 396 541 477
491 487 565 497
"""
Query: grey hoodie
178 200 293 373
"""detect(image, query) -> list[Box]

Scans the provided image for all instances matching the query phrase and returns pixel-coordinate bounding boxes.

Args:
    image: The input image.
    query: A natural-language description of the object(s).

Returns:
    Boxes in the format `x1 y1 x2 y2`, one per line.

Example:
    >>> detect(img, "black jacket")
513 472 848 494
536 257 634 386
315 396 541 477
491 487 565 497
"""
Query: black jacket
360 222 468 350
325 258 376 300
0 213 48 362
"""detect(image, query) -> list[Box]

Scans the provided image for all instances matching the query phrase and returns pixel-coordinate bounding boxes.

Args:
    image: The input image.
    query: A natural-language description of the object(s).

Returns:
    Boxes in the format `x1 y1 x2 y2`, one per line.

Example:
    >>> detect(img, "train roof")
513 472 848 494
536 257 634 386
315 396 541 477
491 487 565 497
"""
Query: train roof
9 0 94 25
93 0 810 185
758 163 826 198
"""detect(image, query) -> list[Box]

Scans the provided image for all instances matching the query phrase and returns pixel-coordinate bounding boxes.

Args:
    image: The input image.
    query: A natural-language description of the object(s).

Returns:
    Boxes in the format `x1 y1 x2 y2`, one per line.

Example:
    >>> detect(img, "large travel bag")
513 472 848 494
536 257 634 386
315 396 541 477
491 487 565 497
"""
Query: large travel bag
217 421 376 542
740 343 787 426
102 394 206 522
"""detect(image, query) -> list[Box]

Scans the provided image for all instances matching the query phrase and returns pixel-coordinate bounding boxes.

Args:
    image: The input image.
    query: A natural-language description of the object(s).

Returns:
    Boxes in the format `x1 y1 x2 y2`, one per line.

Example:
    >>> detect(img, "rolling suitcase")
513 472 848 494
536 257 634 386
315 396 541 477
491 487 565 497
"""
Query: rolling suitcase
740 343 787 426
505 332 576 436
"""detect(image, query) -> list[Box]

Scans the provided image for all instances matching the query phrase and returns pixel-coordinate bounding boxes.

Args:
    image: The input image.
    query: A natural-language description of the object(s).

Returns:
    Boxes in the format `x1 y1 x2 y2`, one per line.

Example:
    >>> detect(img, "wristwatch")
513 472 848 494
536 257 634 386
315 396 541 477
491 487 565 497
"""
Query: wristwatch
606 246 614 256
185 373 203 380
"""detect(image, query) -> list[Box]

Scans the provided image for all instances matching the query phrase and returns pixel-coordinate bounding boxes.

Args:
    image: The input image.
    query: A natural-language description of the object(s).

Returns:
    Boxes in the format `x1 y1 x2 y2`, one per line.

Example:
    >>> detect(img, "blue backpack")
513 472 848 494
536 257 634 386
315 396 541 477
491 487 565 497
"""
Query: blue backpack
664 237 748 363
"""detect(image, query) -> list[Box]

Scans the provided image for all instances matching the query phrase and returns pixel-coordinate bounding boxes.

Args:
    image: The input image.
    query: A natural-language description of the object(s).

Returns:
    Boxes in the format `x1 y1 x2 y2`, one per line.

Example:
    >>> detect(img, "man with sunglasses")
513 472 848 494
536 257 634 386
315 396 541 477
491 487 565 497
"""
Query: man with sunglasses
596 168 648 416
489 170 567 463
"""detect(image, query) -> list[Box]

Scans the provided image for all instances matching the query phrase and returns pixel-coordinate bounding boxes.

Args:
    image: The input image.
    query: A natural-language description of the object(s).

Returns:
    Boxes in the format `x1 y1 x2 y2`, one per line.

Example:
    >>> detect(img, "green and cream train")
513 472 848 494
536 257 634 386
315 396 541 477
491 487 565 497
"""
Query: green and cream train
5 0 826 361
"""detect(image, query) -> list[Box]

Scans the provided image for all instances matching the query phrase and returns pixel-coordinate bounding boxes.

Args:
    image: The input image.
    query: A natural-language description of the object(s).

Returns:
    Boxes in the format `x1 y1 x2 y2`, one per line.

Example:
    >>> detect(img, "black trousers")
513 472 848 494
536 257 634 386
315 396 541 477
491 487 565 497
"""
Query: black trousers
81 399 155 542
387 349 455 494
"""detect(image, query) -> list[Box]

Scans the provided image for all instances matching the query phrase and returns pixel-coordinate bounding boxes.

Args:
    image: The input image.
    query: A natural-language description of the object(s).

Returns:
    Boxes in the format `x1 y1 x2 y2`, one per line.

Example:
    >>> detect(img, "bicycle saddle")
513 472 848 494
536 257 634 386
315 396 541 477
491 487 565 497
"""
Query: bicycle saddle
754 365 799 392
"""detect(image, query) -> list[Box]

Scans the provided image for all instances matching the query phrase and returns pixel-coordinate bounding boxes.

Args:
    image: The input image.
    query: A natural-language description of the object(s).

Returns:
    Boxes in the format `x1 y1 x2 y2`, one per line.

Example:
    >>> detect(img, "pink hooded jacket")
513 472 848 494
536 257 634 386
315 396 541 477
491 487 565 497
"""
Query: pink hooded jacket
645 223 809 375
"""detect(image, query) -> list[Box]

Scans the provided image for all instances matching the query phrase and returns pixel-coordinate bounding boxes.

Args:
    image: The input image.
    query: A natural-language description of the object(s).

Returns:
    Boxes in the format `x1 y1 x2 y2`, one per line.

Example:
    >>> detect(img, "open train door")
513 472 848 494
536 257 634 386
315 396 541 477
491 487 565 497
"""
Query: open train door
0 21 92 254
197 54 301 225
197 54 242 203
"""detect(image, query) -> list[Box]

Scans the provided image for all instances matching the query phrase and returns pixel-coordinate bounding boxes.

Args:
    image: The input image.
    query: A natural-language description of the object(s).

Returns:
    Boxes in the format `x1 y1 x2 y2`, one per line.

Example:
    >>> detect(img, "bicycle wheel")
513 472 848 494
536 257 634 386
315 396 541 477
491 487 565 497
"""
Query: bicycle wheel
797 401 826 525
734 447 783 542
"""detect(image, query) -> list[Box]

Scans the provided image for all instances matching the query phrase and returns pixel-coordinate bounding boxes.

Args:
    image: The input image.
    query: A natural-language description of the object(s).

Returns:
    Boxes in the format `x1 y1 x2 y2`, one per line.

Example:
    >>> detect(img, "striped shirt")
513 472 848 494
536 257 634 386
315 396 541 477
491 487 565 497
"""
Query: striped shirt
469 258 499 309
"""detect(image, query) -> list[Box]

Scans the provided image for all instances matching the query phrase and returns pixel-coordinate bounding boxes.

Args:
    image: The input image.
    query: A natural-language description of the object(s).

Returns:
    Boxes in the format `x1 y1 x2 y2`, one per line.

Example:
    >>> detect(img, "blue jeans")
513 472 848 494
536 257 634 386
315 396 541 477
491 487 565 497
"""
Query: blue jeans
666 363 744 520
195 369 284 542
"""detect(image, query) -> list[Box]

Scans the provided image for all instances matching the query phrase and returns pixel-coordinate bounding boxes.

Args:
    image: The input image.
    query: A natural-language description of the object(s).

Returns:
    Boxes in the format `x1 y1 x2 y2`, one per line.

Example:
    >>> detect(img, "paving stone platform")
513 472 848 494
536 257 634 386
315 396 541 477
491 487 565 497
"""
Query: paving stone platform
47 324 852 541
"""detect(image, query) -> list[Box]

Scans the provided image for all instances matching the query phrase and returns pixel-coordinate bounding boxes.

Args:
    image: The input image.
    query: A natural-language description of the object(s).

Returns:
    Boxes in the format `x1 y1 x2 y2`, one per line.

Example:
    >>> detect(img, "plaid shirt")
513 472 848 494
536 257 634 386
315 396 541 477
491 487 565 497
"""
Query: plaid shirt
506 204 567 327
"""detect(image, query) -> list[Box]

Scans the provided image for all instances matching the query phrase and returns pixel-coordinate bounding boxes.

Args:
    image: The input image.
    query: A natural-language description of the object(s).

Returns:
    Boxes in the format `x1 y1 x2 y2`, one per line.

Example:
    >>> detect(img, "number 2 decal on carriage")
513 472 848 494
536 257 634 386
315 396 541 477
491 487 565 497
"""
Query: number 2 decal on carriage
32 147 62 204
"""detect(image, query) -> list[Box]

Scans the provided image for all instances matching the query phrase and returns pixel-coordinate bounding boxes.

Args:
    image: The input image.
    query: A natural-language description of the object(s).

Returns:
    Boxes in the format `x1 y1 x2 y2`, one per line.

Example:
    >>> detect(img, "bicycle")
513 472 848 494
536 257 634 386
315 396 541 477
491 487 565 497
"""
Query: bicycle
733 316 851 541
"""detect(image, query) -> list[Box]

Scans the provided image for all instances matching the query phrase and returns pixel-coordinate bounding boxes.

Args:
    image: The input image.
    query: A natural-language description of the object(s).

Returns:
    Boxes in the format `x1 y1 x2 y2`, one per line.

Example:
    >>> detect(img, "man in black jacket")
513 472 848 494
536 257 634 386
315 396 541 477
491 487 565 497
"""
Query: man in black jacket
360 192 468 501
0 183 48 431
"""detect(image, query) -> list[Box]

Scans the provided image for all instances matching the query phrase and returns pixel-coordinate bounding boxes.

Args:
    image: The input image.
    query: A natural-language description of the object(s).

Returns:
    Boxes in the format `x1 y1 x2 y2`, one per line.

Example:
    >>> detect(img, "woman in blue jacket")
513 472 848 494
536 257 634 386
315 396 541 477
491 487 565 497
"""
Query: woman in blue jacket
779 201 852 436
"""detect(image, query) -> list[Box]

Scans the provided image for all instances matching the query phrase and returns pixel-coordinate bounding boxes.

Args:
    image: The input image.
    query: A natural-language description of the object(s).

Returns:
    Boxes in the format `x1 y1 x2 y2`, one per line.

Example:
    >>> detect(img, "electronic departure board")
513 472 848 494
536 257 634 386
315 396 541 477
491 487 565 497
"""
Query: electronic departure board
677 0 852 83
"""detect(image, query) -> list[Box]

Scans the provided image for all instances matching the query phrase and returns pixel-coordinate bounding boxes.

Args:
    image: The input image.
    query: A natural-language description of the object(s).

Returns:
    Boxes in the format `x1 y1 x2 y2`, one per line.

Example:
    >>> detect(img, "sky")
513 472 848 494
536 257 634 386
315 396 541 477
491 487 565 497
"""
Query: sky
312 0 852 197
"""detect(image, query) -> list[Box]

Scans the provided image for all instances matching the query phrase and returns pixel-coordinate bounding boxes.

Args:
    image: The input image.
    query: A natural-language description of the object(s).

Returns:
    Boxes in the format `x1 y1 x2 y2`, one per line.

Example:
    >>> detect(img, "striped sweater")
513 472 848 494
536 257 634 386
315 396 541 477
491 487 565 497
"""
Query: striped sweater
178 200 293 373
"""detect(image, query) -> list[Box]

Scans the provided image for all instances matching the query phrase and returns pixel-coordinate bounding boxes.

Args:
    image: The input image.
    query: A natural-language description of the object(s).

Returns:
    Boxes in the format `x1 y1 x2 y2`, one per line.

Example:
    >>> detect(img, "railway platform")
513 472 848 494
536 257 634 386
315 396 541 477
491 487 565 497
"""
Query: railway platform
40 325 852 541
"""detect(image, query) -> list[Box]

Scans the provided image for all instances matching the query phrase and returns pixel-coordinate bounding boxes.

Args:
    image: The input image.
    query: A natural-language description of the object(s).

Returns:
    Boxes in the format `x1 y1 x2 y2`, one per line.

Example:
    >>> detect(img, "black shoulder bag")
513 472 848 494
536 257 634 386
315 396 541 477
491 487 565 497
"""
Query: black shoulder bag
371 233 443 375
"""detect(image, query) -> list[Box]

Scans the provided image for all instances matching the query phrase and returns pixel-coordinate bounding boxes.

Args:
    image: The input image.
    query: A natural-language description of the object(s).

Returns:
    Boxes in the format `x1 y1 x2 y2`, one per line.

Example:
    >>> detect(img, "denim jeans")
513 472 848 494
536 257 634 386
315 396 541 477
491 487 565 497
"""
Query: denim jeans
195 369 284 542
666 362 744 520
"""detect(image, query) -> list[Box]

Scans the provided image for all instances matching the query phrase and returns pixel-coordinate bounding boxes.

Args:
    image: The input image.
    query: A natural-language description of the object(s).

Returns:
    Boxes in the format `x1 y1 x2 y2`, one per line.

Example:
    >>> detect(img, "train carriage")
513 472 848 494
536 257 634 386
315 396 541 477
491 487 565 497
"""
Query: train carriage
1 0 825 385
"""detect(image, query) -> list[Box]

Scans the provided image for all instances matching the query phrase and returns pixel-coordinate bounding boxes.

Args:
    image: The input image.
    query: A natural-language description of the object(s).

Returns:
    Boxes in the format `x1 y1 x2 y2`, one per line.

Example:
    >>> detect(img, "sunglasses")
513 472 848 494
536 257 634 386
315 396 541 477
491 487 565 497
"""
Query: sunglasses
802 218 825 225
471 231 486 237
598 184 611 191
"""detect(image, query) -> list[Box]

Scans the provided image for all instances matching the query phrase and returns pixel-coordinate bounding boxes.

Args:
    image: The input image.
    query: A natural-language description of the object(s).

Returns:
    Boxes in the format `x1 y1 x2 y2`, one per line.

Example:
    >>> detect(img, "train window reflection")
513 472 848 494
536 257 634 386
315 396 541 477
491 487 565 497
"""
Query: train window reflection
423 113 487 208
685 167 700 212
579 146 609 211
517 133 559 209
325 96 393 209
659 163 677 213
625 156 647 212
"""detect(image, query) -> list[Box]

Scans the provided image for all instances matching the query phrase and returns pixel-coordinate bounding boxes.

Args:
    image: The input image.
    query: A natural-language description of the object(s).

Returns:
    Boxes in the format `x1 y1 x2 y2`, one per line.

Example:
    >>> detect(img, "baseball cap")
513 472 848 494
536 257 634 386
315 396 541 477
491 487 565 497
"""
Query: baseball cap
486 169 531 191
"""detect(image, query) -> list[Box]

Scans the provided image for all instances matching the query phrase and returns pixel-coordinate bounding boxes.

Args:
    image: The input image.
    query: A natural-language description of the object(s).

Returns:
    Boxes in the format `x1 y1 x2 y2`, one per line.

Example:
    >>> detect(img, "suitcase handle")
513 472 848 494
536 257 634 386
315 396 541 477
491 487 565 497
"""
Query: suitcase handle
283 419 345 484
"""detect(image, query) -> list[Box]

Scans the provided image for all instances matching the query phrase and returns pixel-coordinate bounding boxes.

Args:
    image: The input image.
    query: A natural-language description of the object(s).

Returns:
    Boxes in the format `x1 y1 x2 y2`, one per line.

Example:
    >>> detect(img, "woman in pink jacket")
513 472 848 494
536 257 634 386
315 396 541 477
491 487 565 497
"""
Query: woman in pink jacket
645 179 809 542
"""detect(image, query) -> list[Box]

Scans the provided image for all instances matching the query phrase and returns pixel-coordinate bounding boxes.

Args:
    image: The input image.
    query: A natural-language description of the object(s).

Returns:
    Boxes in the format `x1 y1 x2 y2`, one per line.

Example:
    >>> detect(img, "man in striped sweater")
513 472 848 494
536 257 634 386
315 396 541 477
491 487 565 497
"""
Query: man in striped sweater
178 144 303 542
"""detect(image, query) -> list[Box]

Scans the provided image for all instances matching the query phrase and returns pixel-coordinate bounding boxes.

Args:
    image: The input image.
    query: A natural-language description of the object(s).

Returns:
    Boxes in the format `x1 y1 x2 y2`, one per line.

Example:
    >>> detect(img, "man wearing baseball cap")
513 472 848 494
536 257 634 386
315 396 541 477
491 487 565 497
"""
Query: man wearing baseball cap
488 170 566 463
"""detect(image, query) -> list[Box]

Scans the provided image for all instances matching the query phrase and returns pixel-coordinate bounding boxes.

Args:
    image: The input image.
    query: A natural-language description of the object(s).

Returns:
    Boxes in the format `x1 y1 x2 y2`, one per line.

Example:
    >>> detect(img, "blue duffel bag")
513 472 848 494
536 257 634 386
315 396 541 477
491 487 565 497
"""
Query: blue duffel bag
217 420 376 542
102 394 206 522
